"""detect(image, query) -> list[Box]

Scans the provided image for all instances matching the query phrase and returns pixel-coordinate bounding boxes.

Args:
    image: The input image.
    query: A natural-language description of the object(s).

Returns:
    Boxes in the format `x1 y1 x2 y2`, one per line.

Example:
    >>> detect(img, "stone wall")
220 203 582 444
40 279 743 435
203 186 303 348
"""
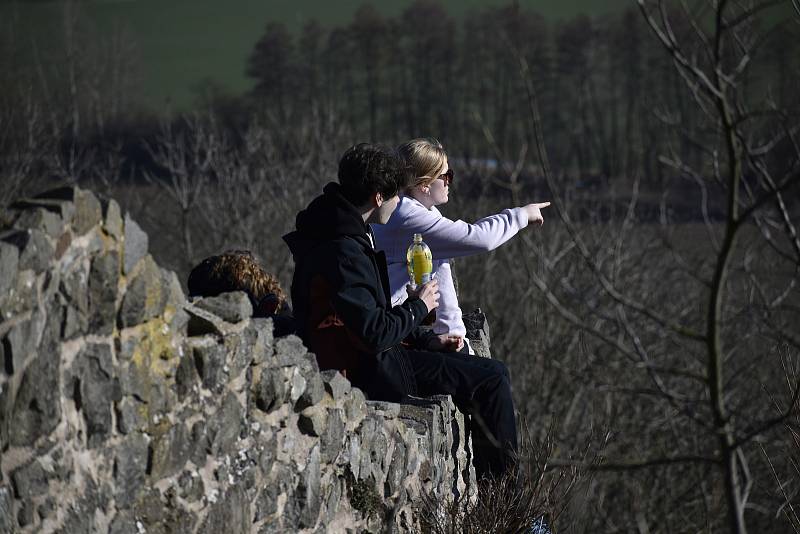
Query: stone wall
0 187 475 533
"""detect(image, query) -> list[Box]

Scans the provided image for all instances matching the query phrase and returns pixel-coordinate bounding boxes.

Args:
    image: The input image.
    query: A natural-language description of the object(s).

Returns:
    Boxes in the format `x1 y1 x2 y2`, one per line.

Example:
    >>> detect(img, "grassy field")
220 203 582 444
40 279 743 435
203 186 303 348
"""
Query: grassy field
3 0 631 111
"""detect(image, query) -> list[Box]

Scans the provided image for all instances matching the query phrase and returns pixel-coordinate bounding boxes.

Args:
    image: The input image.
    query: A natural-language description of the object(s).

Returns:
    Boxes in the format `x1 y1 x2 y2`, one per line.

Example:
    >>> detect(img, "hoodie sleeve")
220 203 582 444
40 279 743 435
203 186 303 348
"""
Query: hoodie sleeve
404 203 529 259
329 252 429 353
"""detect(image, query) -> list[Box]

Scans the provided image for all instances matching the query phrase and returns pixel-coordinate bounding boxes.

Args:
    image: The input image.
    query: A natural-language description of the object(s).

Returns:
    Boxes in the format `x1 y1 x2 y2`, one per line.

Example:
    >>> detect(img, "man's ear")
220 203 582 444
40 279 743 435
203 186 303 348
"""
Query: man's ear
374 192 384 207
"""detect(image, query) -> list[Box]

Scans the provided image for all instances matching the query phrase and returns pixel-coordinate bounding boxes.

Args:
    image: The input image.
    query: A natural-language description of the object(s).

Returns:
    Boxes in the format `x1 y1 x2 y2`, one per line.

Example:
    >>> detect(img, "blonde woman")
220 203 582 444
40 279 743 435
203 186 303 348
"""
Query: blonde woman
372 138 550 353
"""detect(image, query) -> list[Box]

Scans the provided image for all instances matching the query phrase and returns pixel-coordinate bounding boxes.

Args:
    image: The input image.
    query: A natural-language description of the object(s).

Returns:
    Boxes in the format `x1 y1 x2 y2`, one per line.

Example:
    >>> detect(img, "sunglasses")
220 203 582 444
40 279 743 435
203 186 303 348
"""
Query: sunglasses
436 169 454 187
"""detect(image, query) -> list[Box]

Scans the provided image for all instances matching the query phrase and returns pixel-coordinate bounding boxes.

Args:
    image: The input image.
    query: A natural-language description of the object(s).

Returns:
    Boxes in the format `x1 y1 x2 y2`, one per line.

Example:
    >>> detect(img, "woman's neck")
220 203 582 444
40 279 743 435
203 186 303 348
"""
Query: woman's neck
409 190 435 210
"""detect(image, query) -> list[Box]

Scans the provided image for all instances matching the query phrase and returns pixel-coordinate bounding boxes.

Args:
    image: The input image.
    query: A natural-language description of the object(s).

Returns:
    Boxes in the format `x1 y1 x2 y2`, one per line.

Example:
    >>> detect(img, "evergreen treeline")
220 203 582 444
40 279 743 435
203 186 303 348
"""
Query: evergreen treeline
1 1 797 201
243 1 798 184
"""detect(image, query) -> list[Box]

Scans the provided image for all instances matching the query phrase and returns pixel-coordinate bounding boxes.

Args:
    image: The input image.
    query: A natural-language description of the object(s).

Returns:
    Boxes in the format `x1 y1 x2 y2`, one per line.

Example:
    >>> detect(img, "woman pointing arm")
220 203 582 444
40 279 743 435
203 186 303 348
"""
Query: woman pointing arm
371 138 549 353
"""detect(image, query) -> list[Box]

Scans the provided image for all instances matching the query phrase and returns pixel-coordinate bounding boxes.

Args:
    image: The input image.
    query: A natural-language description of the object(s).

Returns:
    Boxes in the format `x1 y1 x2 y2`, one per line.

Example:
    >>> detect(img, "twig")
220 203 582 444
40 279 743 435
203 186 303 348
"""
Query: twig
515 47 706 342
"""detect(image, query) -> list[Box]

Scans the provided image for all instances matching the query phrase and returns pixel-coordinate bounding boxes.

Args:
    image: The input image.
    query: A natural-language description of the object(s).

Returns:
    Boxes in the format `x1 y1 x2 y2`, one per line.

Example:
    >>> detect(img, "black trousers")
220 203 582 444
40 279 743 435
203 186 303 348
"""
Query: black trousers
401 348 518 480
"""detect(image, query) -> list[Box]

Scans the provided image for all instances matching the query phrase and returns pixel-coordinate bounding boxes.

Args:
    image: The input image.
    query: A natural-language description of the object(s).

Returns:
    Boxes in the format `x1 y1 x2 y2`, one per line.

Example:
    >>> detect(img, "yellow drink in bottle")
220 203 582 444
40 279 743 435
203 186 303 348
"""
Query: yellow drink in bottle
407 233 433 285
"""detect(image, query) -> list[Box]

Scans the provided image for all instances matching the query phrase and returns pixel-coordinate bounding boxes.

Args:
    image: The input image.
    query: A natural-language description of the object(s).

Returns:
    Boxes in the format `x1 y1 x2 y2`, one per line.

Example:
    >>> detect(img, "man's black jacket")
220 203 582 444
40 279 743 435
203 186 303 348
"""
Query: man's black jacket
283 182 429 400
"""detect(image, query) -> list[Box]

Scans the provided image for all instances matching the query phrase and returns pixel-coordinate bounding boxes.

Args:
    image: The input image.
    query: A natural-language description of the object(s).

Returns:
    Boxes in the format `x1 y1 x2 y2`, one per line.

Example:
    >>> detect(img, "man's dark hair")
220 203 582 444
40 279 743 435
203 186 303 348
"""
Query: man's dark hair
337 143 411 206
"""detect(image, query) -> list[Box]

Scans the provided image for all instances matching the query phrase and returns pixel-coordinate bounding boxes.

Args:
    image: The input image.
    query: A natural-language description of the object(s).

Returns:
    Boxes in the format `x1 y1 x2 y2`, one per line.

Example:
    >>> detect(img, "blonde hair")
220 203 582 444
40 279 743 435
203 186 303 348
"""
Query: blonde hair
398 138 447 191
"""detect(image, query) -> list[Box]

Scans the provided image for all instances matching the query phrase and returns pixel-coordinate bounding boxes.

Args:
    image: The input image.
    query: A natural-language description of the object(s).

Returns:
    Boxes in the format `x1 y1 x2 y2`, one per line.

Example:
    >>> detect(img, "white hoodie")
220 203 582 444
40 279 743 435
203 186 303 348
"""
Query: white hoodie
371 195 528 338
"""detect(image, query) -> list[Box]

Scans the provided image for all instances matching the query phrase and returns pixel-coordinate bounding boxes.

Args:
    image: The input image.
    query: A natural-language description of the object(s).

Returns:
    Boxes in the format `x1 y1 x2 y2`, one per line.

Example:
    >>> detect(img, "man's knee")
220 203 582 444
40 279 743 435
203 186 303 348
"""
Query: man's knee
486 358 510 381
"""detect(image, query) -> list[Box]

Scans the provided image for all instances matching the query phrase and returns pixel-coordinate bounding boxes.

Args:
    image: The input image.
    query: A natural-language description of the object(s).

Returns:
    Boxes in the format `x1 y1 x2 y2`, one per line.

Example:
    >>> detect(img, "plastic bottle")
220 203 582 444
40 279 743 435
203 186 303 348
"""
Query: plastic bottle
407 233 433 286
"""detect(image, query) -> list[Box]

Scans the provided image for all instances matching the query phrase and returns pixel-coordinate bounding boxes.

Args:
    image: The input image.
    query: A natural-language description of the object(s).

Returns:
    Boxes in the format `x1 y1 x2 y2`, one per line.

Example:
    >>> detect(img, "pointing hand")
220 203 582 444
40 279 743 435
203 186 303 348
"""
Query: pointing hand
523 202 551 226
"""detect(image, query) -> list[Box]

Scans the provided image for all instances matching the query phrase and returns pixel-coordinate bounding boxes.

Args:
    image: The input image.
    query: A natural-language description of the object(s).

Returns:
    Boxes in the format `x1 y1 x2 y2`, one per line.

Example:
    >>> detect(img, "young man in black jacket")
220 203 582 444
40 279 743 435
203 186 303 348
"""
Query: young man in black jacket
284 143 518 480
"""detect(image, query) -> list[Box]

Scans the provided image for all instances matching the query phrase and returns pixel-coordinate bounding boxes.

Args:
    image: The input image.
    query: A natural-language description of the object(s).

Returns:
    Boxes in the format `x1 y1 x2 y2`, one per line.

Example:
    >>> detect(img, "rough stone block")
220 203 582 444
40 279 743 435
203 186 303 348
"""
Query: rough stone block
298 445 322 528
108 510 138 534
60 263 89 339
17 498 33 527
1 269 36 320
73 189 103 235
122 213 148 275
344 387 367 427
357 417 389 483
252 366 288 414
72 343 119 448
385 438 407 498
115 397 146 435
255 464 287 522
9 312 62 446
464 308 492 358
162 269 189 333
274 335 310 366
209 392 243 455
2 310 45 376
193 342 227 393
12 207 62 238
249 318 274 365
88 251 120 336
54 230 72 260
24 187 100 236
185 304 226 337
101 198 123 240
178 471 205 503
11 195 75 222
11 459 50 498
195 291 252 324
199 483 250 533
289 367 307 404
322 474 343 525
296 371 324 410
119 255 166 328
320 408 346 463
62 298 87 340
262 463 299 525
114 433 149 508
149 423 192 480
224 329 256 380
298 406 327 437
189 420 210 466
366 400 401 419
37 496 56 521
130 488 164 527
1 229 54 273
0 241 19 298
320 369 351 401
175 350 199 398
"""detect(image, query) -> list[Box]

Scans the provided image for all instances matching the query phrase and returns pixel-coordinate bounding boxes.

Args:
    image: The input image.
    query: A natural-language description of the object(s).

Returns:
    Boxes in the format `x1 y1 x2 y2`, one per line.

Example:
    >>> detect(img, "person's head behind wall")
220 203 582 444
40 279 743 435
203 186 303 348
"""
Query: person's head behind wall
337 143 411 224
187 250 287 318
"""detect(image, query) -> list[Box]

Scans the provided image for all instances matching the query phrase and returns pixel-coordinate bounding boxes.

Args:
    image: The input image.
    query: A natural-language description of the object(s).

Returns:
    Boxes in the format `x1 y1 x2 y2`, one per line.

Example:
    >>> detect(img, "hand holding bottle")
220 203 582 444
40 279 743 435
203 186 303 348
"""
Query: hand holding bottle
406 279 440 313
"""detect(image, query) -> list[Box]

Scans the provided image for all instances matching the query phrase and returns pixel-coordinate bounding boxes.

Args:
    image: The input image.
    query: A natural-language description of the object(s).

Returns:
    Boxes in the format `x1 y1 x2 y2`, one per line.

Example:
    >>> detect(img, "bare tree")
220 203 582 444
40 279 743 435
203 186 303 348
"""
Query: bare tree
142 112 217 272
491 1 800 532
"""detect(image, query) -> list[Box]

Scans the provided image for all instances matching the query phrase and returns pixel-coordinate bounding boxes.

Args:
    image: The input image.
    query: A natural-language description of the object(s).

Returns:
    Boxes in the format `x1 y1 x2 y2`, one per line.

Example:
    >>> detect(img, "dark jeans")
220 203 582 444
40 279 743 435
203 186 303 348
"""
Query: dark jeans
402 347 518 480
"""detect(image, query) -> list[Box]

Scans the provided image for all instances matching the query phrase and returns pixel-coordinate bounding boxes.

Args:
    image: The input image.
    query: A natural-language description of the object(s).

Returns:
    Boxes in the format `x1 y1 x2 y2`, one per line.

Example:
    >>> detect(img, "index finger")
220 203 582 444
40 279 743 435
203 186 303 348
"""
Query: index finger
534 202 551 208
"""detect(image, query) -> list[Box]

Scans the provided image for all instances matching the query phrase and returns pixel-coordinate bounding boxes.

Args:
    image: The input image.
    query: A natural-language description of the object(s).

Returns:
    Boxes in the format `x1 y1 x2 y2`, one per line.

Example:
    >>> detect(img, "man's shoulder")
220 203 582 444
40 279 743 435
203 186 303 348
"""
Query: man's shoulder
303 235 369 266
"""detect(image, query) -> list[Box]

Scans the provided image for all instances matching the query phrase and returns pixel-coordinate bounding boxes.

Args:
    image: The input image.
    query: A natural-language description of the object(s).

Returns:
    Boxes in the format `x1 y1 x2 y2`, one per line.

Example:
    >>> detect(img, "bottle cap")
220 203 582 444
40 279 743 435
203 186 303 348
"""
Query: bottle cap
413 233 422 243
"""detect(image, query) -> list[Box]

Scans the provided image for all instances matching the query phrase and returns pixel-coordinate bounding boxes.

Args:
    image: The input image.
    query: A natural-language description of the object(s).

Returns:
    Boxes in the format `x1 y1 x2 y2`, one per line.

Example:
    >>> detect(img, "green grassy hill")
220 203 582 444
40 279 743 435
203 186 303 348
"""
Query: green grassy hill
4 0 631 110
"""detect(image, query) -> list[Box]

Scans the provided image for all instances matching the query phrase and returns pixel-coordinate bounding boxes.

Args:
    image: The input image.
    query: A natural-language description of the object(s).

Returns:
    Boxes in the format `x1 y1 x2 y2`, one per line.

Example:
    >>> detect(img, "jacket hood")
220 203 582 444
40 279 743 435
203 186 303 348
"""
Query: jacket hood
284 182 370 257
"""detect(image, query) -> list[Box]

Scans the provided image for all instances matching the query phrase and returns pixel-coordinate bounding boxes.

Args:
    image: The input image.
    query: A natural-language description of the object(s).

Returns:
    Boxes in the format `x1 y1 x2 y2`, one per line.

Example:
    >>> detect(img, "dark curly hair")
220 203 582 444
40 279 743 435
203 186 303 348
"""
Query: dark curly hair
337 143 412 206
187 250 286 317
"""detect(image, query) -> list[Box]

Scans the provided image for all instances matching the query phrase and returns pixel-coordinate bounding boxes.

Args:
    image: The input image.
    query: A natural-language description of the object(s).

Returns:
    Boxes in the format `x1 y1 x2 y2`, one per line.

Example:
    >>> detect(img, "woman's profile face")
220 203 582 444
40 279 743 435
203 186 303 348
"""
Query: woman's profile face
428 158 450 206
